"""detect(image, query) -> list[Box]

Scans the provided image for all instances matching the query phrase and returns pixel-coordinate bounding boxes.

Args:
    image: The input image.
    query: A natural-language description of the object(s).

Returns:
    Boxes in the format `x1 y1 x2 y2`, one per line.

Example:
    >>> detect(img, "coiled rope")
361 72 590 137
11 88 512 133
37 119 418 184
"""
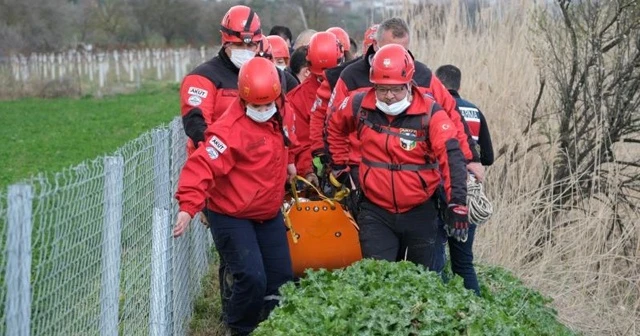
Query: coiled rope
467 175 493 225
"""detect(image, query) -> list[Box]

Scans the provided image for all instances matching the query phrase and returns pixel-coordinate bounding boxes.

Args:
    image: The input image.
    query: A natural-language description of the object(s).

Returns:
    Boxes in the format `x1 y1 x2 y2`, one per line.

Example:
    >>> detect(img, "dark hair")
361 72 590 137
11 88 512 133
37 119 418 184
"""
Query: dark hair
435 64 462 91
269 25 293 44
273 110 291 146
288 45 309 76
349 37 358 54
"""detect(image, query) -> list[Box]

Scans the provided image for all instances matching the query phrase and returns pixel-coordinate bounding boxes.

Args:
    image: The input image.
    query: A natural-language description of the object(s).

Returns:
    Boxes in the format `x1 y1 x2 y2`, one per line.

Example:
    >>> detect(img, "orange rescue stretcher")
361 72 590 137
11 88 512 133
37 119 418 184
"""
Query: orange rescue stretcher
283 176 362 278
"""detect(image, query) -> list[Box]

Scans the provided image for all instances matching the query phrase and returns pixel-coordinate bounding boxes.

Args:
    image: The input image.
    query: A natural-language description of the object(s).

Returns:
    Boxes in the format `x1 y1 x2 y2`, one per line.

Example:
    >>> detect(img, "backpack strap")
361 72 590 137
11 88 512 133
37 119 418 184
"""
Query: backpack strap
362 158 438 171
351 92 366 119
360 118 427 141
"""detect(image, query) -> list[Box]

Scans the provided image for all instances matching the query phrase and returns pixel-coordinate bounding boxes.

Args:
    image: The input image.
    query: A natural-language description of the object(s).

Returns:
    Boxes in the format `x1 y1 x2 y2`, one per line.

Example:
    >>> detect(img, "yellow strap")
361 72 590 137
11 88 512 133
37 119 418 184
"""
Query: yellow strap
290 175 335 208
328 173 351 201
282 206 299 244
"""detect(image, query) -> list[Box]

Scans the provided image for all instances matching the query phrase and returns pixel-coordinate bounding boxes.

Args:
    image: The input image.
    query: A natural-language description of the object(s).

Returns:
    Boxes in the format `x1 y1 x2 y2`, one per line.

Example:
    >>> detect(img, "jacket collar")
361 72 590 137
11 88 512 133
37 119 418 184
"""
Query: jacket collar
218 47 240 74
447 89 460 98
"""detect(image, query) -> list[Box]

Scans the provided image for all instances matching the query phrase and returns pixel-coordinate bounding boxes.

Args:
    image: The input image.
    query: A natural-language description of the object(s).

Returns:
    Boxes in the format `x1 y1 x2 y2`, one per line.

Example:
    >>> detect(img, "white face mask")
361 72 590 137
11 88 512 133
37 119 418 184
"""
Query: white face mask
246 103 278 123
376 95 411 116
276 64 287 71
230 49 255 69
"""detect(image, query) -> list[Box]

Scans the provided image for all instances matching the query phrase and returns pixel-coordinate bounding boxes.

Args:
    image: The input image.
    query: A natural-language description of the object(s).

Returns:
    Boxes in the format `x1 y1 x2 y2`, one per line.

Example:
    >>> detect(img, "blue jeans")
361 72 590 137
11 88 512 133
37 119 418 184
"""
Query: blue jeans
448 224 479 295
207 210 293 335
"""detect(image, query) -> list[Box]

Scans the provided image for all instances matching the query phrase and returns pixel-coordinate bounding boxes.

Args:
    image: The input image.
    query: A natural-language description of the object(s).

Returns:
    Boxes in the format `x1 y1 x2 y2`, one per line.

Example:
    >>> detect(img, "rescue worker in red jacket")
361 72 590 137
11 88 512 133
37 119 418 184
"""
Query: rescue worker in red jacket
266 35 291 70
256 35 299 93
180 6 297 155
318 18 484 187
287 31 343 184
173 57 295 336
180 5 262 154
309 24 379 179
326 44 469 269
326 27 354 62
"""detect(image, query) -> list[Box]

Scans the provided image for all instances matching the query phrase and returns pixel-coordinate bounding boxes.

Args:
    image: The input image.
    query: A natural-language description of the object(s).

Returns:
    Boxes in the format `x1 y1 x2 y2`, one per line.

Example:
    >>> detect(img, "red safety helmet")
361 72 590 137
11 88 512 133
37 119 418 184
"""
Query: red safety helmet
256 35 272 59
306 32 343 75
220 6 262 44
363 24 379 52
369 44 414 85
326 27 350 52
238 57 281 105
266 35 290 60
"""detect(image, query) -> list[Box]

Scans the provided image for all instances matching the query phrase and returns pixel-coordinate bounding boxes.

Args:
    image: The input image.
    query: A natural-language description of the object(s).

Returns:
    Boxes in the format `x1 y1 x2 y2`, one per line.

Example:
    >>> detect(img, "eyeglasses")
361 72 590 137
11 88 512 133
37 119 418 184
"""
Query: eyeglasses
374 86 406 96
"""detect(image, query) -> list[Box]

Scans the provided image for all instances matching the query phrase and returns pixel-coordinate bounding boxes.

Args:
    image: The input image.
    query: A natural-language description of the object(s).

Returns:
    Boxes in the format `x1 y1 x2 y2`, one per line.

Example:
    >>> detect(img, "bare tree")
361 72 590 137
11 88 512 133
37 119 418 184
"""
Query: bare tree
0 0 75 53
498 0 640 256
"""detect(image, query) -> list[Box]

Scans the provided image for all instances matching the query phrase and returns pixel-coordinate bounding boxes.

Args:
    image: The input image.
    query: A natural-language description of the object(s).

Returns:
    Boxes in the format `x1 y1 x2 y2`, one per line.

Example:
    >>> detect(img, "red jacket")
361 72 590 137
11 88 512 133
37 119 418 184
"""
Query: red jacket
308 57 361 154
175 98 294 221
180 49 299 155
286 74 322 176
326 87 468 213
180 49 241 154
325 48 477 166
308 76 332 154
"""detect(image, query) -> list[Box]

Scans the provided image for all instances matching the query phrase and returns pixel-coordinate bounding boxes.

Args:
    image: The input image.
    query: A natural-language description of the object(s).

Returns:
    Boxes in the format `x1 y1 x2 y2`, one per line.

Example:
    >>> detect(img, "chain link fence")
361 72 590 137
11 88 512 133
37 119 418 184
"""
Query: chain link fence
0 117 213 335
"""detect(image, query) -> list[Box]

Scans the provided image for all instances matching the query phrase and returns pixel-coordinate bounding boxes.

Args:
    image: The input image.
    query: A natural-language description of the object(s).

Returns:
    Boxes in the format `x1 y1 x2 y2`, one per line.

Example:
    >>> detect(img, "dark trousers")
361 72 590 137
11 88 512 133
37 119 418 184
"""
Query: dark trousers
448 224 480 295
357 198 442 271
206 210 293 335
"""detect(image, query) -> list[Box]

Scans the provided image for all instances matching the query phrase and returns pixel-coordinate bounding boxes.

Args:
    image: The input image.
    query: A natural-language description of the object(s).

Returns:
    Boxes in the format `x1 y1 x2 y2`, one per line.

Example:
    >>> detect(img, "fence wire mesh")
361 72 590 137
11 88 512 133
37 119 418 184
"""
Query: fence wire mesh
169 118 214 336
116 131 156 336
0 192 7 336
29 160 107 335
0 117 213 335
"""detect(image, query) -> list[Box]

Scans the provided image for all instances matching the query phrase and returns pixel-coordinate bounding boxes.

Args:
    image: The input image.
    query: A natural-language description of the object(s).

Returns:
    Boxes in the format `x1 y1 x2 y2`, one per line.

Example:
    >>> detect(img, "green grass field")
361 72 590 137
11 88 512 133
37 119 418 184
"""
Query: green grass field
0 83 180 188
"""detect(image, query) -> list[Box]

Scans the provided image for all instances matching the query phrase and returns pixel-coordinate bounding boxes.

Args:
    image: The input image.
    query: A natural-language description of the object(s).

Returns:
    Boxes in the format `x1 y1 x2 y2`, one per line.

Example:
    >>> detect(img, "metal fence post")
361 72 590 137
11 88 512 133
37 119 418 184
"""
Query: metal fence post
5 184 33 336
101 156 124 336
150 129 171 336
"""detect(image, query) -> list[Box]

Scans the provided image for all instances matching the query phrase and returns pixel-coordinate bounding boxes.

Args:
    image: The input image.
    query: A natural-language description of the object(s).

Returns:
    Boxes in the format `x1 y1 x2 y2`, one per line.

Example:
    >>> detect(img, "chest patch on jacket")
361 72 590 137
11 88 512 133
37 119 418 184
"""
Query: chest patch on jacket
399 128 417 151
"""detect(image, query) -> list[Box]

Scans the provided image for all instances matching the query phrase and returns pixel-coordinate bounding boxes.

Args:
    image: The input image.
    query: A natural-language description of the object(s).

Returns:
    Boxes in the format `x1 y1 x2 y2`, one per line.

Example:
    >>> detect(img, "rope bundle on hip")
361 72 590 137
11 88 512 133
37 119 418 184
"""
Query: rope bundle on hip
467 175 493 225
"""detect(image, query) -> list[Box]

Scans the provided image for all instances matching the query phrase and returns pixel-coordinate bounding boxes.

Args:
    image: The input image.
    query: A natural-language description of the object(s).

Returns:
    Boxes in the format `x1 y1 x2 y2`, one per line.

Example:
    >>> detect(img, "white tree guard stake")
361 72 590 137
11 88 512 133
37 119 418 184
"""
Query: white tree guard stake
126 51 134 82
88 53 94 82
49 54 55 80
154 49 162 80
83 52 89 76
100 156 124 336
40 54 48 79
74 52 81 78
173 50 181 82
29 53 37 79
19 56 29 82
98 52 106 88
57 53 64 78
150 129 171 336
136 50 143 88
5 184 33 336
10 55 19 81
67 50 74 77
200 45 206 62
113 50 121 82
145 49 151 69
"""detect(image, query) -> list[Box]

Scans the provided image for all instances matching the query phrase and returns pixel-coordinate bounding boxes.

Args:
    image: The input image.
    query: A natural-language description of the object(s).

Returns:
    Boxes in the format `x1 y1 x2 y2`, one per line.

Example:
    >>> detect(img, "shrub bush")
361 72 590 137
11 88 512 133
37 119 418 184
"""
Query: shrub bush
254 259 577 336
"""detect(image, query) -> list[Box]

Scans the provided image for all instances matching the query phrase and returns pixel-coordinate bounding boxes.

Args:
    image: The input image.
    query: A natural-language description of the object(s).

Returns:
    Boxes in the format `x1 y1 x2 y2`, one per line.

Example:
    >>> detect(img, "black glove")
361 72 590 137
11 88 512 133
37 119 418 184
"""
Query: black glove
329 164 351 188
445 204 469 242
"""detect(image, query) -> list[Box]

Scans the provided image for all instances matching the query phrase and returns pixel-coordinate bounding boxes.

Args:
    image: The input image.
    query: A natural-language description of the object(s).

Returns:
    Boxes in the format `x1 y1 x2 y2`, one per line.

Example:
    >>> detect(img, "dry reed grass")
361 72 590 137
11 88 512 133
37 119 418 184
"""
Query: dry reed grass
394 1 639 335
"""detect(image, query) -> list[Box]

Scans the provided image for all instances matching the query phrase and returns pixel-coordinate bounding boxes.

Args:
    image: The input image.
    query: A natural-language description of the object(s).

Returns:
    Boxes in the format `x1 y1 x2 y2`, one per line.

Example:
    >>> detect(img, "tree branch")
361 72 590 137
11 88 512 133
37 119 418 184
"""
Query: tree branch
523 77 546 135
